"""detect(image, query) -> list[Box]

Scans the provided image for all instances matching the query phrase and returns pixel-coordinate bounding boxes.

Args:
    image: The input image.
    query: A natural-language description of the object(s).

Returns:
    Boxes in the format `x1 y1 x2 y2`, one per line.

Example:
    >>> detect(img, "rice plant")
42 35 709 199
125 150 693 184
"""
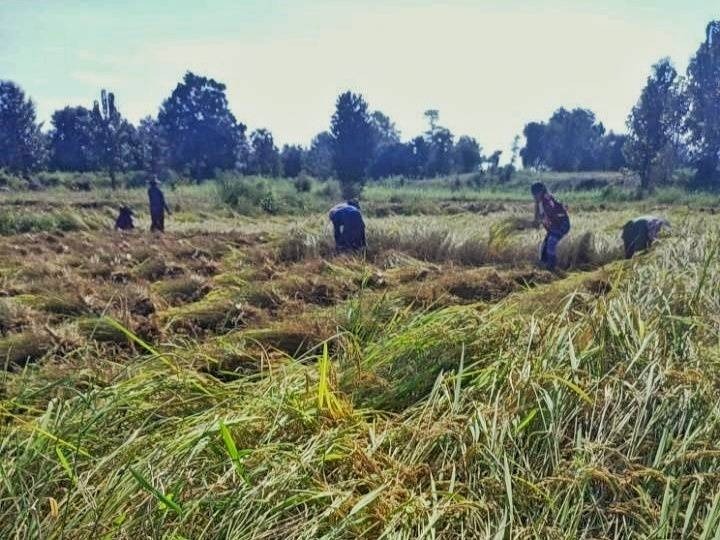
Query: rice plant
1 190 718 538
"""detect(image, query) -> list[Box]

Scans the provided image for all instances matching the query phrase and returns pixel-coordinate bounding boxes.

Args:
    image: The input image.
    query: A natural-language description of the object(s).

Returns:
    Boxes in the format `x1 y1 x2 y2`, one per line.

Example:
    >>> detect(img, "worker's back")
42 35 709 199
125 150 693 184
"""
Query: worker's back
329 202 366 251
622 216 669 258
148 184 165 213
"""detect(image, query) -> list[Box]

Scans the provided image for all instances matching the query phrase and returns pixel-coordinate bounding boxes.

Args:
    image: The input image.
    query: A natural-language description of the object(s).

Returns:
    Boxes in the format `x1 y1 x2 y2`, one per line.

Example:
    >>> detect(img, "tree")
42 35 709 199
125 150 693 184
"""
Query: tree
136 116 169 176
370 110 401 148
686 21 720 186
368 142 414 178
368 110 403 178
408 136 430 178
330 91 375 198
543 108 605 171
306 131 334 179
486 150 502 174
0 81 45 173
426 127 454 176
624 58 686 190
520 122 547 169
90 90 136 188
248 128 280 176
49 106 96 171
510 135 521 167
158 71 246 180
281 145 303 178
420 109 454 176
598 132 628 171
424 109 440 133
453 136 482 173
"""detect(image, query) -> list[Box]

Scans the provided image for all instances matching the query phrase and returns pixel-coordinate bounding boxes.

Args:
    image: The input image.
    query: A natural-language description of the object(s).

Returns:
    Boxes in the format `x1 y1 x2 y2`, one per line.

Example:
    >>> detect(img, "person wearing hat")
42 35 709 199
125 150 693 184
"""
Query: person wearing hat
148 177 171 233
114 205 135 231
328 199 366 253
622 215 670 258
531 182 570 271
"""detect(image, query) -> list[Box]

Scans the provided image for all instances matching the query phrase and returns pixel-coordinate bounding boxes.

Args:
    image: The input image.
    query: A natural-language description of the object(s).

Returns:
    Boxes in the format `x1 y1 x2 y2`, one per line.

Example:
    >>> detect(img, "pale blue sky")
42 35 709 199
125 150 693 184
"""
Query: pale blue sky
1 0 717 155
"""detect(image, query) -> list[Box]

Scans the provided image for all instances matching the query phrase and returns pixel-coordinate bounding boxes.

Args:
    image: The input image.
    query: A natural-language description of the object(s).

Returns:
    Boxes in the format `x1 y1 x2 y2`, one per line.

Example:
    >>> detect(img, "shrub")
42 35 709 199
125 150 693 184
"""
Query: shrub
294 175 312 193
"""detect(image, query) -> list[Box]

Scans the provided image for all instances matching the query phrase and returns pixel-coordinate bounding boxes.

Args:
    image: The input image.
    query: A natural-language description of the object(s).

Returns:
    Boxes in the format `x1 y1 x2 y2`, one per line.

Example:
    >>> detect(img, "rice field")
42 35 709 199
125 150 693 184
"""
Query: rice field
2 182 720 538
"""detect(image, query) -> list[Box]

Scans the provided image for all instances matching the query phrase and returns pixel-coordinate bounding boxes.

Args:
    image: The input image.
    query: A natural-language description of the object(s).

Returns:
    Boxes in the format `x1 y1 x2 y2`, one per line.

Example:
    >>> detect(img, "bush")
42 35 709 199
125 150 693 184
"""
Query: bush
216 175 280 215
316 180 342 202
294 175 312 193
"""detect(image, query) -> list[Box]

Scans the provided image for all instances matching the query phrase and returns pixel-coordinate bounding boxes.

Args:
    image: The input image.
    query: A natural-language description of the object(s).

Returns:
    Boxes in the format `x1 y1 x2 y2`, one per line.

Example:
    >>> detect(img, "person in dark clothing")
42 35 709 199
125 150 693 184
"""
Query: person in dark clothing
622 216 669 258
329 200 366 252
532 182 570 271
148 178 170 233
114 206 135 231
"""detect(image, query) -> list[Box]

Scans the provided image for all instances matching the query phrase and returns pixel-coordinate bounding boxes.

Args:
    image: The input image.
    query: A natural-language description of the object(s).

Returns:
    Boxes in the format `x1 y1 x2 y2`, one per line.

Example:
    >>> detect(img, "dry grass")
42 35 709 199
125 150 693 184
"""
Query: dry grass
2 195 714 538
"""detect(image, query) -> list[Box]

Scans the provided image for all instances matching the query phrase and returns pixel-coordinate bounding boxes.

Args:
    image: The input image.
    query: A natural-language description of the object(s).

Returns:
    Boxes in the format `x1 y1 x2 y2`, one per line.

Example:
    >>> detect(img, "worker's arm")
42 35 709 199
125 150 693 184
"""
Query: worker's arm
332 218 342 245
533 200 542 227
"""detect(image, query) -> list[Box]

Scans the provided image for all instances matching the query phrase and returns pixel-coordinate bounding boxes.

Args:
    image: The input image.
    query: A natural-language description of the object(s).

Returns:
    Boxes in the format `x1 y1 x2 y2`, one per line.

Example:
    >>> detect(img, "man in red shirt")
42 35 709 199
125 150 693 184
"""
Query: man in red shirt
531 182 570 271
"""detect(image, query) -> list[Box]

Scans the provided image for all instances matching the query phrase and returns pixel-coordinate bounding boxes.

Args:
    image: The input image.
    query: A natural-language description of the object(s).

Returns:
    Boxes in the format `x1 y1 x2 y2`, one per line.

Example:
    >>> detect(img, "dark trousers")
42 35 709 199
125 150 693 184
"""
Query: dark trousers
150 212 164 233
540 220 570 270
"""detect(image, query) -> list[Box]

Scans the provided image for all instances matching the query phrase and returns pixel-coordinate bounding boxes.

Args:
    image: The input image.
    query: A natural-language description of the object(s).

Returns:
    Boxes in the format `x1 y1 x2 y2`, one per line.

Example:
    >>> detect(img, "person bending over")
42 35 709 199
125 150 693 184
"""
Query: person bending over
622 216 669 258
329 200 366 253
114 205 135 231
532 182 570 271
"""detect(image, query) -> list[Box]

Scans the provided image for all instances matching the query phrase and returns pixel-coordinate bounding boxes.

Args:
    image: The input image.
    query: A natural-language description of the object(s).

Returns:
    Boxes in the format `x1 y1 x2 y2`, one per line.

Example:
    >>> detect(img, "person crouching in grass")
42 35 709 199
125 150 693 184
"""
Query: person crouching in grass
532 182 570 271
329 199 366 254
622 215 670 258
114 206 135 231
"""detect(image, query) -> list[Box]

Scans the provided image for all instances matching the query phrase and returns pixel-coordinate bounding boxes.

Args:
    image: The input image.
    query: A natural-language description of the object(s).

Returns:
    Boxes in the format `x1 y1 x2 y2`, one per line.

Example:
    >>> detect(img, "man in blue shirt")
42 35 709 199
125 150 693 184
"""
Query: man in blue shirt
329 200 366 253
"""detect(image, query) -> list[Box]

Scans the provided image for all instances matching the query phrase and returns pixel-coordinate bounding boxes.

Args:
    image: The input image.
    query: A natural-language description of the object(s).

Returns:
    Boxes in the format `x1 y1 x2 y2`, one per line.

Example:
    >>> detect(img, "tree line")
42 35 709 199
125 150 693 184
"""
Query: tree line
521 21 720 191
0 71 502 192
1 20 719 196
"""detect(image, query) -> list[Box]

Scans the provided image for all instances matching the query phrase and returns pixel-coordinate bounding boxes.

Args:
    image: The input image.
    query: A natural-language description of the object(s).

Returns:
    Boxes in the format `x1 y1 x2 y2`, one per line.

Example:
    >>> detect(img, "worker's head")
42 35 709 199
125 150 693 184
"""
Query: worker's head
119 205 133 216
530 182 547 201
347 199 360 210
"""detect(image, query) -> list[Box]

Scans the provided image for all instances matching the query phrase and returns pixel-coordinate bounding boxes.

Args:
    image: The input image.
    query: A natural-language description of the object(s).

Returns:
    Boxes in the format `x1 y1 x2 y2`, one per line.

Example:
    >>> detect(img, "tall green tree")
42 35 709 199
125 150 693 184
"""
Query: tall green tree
543 108 605 172
330 91 375 198
91 90 136 189
306 131 334 179
686 21 720 185
426 127 454 176
281 144 303 178
248 128 280 176
624 58 687 190
422 109 454 176
158 72 246 180
136 116 169 176
370 110 401 148
0 81 45 173
598 132 628 171
520 122 547 169
453 135 482 173
49 106 96 171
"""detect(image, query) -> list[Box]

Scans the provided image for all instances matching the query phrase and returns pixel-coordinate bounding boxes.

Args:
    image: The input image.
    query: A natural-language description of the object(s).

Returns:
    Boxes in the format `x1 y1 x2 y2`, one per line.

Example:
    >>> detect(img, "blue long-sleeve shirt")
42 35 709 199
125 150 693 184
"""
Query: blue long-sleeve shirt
329 203 366 251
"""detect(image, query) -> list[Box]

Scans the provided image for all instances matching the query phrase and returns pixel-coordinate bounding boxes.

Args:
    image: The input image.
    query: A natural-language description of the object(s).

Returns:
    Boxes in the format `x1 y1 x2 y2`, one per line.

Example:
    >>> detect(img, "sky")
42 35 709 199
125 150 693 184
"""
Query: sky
1 0 718 157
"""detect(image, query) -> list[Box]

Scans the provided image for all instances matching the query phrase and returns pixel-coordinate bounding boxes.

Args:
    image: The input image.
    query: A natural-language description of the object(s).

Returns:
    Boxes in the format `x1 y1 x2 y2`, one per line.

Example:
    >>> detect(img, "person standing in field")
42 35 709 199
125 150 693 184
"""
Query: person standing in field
532 182 570 271
622 216 669 258
148 178 170 233
329 200 366 253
